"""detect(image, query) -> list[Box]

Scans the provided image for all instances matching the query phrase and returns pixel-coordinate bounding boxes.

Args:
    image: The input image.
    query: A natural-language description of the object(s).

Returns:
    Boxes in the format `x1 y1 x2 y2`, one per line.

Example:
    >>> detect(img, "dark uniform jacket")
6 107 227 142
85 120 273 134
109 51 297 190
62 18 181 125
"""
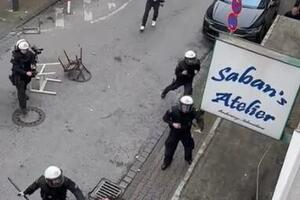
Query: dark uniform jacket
147 0 164 3
163 105 202 133
23 176 85 200
175 59 200 81
10 50 36 81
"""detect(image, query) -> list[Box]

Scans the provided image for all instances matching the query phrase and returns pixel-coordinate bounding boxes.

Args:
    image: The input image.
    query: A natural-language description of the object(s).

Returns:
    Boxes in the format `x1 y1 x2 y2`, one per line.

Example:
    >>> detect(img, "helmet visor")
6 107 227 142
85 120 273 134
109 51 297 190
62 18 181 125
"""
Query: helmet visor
46 176 64 187
181 104 192 113
185 58 197 65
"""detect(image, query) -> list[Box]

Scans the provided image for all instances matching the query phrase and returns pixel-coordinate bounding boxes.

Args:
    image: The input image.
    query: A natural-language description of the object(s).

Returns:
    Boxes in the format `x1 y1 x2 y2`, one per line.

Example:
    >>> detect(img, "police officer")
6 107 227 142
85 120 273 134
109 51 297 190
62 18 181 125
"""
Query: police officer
140 0 165 32
17 166 85 200
161 96 204 170
10 39 37 114
161 50 200 99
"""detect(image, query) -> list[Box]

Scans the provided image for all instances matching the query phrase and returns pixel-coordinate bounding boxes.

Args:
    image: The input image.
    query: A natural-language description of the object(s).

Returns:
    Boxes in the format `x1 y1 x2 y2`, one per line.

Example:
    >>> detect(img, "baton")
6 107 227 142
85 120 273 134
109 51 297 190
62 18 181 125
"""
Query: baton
8 177 29 200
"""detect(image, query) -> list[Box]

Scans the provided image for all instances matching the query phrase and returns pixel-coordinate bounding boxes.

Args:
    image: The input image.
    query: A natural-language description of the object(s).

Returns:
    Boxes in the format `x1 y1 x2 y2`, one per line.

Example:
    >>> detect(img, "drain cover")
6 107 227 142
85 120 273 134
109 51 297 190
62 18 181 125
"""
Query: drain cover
89 178 123 200
12 107 45 127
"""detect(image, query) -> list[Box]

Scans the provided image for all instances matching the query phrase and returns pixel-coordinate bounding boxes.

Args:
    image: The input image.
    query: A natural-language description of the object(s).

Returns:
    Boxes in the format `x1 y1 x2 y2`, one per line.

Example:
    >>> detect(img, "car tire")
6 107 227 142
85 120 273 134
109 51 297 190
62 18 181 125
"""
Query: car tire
273 11 278 19
257 25 266 43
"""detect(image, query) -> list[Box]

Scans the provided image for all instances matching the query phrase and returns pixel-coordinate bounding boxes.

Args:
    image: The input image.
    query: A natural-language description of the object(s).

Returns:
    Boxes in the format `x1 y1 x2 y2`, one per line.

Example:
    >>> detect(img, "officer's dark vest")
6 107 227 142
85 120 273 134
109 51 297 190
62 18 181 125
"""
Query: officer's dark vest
170 106 195 131
38 177 68 200
11 51 34 71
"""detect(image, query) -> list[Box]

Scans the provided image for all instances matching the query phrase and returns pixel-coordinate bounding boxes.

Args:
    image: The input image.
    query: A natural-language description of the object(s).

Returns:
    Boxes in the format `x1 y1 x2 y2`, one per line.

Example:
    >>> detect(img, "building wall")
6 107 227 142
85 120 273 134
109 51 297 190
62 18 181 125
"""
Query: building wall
0 0 11 10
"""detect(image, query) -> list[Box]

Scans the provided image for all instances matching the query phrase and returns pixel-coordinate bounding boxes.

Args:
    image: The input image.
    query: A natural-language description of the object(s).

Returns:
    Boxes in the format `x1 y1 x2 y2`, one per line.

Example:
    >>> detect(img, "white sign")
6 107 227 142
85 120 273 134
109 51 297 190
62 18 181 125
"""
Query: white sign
201 40 300 139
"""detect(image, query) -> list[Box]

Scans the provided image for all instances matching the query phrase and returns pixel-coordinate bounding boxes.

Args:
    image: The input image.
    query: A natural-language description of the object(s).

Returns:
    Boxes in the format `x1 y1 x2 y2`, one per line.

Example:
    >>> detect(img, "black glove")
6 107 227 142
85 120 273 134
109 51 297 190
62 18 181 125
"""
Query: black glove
160 0 165 7
17 191 25 197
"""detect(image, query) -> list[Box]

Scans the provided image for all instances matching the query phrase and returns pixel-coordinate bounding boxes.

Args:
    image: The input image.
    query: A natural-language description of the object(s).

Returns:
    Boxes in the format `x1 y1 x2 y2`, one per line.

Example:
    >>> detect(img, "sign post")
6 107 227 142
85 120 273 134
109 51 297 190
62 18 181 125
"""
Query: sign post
227 0 242 33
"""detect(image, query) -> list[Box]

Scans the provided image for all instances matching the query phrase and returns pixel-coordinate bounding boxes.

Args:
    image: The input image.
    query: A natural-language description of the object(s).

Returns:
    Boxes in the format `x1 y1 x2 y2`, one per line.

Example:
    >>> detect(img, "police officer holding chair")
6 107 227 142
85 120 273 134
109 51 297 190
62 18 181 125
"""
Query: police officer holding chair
161 50 200 99
17 166 85 200
161 96 204 170
10 39 37 115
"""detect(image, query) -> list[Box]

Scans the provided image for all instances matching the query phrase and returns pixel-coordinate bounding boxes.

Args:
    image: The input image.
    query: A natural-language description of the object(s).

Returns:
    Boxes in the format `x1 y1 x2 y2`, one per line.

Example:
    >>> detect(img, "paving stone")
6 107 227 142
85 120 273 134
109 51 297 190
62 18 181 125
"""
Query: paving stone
130 164 141 172
144 146 153 154
136 155 147 163
141 151 150 158
149 138 159 144
156 131 164 136
133 160 143 169
119 181 129 189
123 176 133 184
147 141 157 149
126 170 136 179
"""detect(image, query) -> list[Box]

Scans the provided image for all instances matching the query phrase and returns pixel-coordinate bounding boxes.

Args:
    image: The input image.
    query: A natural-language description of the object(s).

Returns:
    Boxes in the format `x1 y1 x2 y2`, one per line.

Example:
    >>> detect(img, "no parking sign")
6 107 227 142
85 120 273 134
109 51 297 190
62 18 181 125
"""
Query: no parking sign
227 0 242 32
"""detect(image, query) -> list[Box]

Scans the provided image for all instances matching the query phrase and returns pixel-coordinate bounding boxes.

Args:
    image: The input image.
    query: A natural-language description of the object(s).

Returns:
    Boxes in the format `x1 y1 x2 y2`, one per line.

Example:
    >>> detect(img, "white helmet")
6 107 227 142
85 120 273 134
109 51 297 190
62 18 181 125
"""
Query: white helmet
184 50 196 59
184 50 197 65
17 40 29 50
179 96 194 113
16 39 30 54
44 166 65 187
15 39 26 48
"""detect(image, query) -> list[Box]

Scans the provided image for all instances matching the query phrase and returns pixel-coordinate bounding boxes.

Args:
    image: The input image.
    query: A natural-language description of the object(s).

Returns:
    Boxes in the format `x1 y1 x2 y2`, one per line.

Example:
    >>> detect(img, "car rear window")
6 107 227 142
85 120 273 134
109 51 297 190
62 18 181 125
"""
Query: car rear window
220 0 266 9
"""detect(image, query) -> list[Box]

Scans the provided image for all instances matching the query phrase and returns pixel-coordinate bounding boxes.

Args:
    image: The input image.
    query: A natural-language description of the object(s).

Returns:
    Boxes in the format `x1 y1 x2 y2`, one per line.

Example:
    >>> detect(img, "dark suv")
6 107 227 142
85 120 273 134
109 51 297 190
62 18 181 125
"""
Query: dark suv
202 0 280 42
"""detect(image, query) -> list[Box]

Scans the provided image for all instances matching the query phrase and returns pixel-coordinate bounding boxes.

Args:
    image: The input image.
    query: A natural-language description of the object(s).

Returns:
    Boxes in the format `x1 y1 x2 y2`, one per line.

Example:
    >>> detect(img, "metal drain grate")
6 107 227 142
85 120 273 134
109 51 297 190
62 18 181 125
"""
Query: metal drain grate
89 178 123 200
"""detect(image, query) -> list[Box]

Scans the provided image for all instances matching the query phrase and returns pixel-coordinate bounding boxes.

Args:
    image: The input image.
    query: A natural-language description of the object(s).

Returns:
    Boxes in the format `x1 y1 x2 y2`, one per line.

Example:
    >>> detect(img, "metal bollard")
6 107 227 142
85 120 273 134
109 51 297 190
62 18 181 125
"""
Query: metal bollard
67 0 71 14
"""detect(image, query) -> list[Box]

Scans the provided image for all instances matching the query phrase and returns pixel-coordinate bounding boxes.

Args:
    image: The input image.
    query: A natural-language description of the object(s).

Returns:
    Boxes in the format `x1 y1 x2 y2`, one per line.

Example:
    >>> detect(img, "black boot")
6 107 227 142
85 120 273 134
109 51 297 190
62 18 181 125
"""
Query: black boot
161 162 171 170
186 159 193 165
161 91 166 99
21 108 27 115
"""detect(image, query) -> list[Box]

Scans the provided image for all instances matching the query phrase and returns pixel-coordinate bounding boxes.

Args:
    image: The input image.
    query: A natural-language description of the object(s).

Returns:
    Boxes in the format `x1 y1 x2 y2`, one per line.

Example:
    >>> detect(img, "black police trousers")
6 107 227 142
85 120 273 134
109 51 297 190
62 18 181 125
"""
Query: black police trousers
162 78 193 96
164 131 195 164
142 1 160 26
15 75 30 110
